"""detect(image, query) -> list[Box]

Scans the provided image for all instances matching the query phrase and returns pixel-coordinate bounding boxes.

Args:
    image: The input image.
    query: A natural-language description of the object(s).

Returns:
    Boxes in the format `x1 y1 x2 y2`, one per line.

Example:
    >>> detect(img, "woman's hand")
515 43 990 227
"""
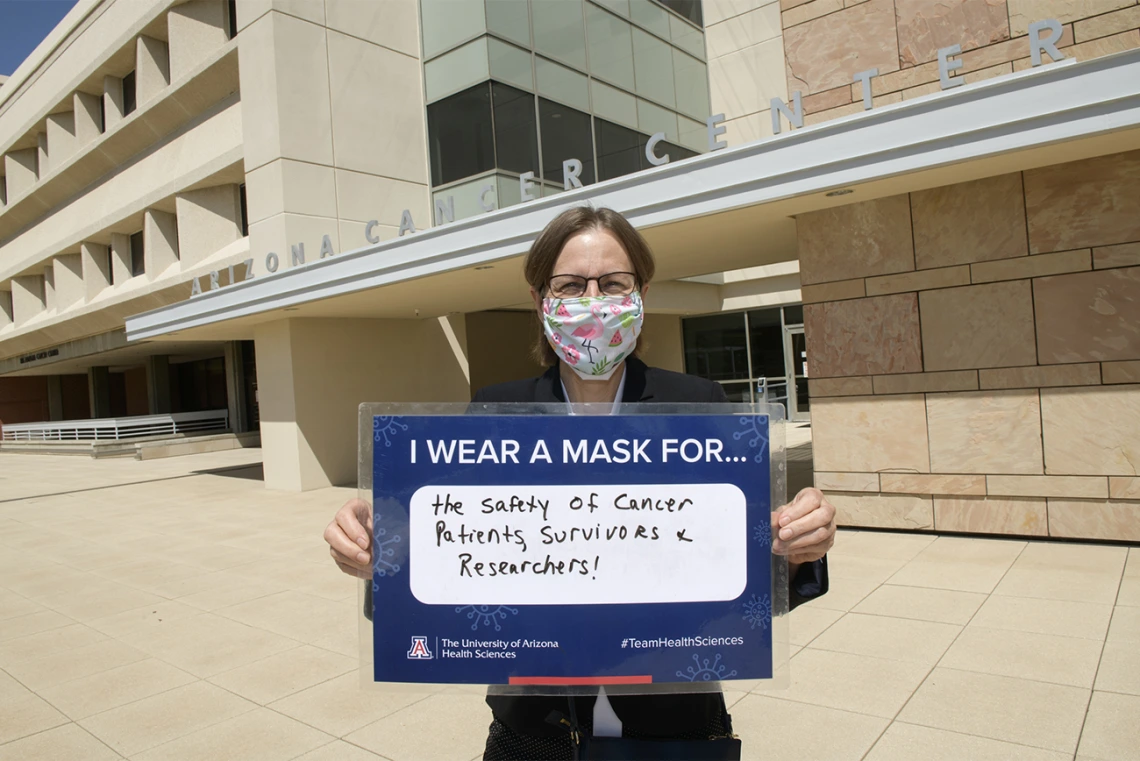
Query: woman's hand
771 487 836 566
325 498 373 579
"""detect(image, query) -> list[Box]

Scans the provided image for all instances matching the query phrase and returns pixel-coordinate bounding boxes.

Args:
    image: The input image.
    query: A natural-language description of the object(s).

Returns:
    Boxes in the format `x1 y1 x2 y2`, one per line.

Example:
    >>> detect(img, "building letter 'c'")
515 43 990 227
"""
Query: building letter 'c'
645 133 670 166
1029 19 1065 66
480 185 496 212
364 220 380 244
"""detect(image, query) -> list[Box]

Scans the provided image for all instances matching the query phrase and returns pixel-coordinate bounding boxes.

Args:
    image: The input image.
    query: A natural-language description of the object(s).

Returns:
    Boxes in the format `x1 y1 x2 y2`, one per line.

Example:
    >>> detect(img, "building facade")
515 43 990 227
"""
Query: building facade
3 0 1140 543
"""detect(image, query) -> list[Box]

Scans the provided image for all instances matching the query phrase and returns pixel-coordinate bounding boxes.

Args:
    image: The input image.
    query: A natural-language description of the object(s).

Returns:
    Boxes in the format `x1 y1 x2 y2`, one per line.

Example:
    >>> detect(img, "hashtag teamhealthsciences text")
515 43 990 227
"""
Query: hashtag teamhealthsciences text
621 636 745 649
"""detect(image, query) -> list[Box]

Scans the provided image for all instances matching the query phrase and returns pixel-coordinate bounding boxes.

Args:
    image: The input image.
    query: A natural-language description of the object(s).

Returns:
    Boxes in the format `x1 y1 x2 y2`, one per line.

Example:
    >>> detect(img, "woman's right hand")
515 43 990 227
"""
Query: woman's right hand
325 498 373 579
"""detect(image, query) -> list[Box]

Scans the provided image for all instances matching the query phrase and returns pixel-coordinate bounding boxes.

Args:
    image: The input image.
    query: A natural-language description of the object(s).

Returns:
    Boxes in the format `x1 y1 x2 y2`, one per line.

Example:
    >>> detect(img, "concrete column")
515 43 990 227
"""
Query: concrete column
0 290 12 327
103 75 125 130
168 0 229 81
73 92 103 146
145 355 172 414
53 253 85 310
88 366 111 419
254 317 470 491
43 265 56 311
143 208 179 277
81 242 112 298
110 233 132 283
12 274 45 325
175 185 241 266
45 112 76 173
136 36 171 106
4 148 38 199
223 341 247 433
36 133 48 178
47 376 64 421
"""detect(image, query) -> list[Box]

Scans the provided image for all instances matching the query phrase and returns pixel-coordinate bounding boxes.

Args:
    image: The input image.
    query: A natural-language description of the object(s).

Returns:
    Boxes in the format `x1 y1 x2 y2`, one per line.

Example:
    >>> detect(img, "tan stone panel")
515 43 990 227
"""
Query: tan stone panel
1111 477 1140 499
803 100 863 125
808 376 874 397
708 0 780 25
881 474 988 495
801 278 865 304
829 492 935 529
782 0 815 9
1008 0 1135 36
1047 499 1140 541
1025 150 1140 253
865 266 971 297
935 496 1049 536
987 475 1108 498
1103 360 1140 384
971 248 1091 284
1074 4 1140 41
1041 385 1140 475
804 294 923 377
979 363 1101 390
783 0 900 94
911 173 1028 270
812 394 931 473
1094 242 1140 269
901 81 942 100
815 471 880 492
1035 268 1140 363
782 0 844 29
872 59 941 96
920 281 1038 371
803 85 853 114
961 25 1074 70
872 370 979 395
798 194 914 285
895 0 1011 66
927 389 1044 475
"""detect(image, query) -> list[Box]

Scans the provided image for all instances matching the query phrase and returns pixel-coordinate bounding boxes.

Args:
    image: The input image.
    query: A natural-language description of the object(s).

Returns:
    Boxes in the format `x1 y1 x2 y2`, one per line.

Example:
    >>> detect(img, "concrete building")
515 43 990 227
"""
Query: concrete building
3 0 1140 543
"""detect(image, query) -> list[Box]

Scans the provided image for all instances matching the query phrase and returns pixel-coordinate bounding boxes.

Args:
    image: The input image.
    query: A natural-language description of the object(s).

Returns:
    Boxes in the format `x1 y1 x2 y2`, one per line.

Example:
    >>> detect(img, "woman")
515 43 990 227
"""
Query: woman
325 206 835 759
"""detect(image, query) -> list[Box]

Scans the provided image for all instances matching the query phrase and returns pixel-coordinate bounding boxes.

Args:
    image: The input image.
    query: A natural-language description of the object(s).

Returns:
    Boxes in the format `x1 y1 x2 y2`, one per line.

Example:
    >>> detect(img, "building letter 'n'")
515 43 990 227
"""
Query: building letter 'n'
771 92 803 135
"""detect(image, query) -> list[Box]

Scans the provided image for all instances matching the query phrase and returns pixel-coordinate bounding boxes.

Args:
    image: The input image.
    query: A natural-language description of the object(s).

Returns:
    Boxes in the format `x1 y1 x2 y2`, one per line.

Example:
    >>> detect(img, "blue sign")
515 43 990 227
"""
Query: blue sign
371 413 773 686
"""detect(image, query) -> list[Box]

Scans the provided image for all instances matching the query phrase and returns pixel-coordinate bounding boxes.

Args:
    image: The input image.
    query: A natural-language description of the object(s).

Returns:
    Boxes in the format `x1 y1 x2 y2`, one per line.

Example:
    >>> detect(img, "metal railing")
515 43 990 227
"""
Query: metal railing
1 410 229 442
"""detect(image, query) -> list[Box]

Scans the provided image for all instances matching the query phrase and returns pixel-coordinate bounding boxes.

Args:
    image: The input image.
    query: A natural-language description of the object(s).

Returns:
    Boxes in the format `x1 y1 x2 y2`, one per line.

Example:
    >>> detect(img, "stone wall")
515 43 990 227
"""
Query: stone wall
780 0 1140 125
800 150 1140 541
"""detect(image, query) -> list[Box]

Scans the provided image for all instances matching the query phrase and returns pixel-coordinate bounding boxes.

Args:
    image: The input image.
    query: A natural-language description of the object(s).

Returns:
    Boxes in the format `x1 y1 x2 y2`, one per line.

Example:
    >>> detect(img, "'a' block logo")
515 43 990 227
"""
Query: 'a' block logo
407 636 432 660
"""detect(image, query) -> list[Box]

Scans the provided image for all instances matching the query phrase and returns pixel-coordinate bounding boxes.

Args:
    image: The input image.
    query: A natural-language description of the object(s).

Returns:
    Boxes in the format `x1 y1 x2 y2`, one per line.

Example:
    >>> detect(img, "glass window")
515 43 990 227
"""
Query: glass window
536 56 590 112
533 0 587 69
748 308 785 379
122 71 137 116
239 183 248 236
492 82 538 175
590 80 638 129
421 0 486 59
629 0 670 38
130 230 144 277
636 98 677 142
678 115 705 153
539 98 596 188
673 47 709 119
632 28 675 108
783 305 804 326
496 172 523 208
656 140 697 162
719 382 753 403
433 173 500 222
585 4 635 90
427 83 494 185
595 117 648 181
668 12 704 58
488 38 533 91
656 0 702 27
424 37 490 102
594 0 629 17
486 0 530 47
683 313 749 381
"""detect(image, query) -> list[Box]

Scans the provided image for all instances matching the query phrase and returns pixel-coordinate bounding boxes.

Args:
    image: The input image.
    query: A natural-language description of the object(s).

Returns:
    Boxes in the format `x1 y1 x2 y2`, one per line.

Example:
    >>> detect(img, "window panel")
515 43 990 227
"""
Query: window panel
488 38 533 91
424 37 489 102
536 56 590 112
539 98 596 189
585 4 635 90
427 83 494 186
636 98 677 142
421 0 487 59
496 172 524 208
533 0 587 69
682 313 749 381
590 80 638 129
593 0 630 17
492 82 538 175
129 230 144 277
486 0 530 46
594 117 648 181
748 308 786 379
632 28 676 108
678 115 705 153
629 0 670 37
433 173 500 222
673 47 709 119
656 140 697 163
655 0 702 27
783 305 804 326
669 12 705 58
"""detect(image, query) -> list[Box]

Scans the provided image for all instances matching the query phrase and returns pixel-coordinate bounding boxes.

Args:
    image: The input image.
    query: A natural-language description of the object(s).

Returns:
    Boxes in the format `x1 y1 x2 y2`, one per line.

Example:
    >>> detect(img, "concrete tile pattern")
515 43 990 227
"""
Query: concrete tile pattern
0 451 1138 759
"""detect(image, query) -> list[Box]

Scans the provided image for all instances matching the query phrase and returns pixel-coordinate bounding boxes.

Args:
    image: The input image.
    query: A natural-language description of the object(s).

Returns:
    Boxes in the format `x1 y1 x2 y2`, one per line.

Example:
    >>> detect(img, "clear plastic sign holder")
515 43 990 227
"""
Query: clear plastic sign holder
357 401 790 697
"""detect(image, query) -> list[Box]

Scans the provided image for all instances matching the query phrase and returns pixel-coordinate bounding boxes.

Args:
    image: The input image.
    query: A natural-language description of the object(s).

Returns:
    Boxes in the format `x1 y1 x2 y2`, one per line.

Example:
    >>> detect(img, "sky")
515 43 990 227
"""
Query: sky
0 0 79 77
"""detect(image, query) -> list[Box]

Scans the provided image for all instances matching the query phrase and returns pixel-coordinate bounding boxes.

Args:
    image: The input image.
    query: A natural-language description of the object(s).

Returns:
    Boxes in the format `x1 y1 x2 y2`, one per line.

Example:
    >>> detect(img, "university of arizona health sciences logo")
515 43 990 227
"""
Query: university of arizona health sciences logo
407 636 433 660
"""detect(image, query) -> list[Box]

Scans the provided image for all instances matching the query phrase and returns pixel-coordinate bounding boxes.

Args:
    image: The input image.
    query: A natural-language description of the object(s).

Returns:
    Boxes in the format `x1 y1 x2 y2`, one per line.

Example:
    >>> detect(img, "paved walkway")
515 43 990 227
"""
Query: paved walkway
1 450 1137 760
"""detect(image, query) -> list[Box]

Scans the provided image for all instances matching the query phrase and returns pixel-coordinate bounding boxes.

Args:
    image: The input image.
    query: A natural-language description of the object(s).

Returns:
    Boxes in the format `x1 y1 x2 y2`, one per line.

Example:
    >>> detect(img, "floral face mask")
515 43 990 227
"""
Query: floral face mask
541 292 644 380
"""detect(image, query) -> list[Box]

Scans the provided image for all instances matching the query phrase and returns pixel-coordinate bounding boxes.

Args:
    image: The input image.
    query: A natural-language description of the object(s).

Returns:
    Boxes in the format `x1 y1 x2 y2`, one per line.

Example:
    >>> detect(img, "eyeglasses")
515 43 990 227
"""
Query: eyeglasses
547 271 638 298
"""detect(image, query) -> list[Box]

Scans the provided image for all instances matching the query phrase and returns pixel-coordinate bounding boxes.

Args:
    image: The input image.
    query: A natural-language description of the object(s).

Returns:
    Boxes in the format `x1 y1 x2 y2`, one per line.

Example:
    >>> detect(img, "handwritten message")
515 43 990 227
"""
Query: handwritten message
408 483 747 605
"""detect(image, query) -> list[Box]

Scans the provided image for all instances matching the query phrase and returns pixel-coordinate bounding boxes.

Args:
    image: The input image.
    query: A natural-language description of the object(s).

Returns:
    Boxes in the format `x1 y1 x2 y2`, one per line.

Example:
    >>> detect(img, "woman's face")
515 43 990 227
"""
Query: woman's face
529 228 648 309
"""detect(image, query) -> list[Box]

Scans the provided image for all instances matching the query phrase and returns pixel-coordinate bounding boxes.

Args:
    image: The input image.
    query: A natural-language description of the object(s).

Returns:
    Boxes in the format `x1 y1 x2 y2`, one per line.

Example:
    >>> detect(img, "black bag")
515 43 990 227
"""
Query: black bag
555 699 742 761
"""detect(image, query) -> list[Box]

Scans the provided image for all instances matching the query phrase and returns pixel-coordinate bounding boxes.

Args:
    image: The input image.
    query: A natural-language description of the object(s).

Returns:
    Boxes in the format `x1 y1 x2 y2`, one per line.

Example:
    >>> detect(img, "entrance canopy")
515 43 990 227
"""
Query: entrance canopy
126 50 1140 343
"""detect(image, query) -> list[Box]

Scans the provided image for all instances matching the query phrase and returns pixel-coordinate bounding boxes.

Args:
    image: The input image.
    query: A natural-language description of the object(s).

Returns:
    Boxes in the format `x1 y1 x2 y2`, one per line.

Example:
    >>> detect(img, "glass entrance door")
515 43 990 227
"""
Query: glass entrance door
784 327 810 422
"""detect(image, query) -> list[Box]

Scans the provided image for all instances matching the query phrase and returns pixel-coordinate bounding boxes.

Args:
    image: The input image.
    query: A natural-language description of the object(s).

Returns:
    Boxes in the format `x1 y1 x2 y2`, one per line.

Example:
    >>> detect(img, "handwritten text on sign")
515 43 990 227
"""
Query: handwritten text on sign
408 483 747 606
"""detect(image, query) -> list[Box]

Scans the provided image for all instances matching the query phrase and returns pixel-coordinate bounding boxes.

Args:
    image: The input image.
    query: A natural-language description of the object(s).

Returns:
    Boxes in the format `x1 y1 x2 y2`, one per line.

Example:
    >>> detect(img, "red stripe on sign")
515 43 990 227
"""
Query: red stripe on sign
508 675 653 685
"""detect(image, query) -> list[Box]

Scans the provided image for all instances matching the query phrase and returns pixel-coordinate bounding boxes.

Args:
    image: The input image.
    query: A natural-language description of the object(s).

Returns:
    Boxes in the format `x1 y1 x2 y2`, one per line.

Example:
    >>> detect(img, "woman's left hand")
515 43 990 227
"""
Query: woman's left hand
771 487 836 565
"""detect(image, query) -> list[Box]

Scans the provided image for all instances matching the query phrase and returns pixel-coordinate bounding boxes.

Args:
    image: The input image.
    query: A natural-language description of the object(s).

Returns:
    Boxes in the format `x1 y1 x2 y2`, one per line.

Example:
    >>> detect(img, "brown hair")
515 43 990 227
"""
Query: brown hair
524 205 656 366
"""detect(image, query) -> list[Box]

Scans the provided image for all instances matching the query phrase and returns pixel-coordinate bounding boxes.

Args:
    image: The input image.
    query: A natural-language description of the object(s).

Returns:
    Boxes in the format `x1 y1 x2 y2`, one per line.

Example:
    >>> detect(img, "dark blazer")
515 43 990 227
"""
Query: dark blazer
471 357 829 738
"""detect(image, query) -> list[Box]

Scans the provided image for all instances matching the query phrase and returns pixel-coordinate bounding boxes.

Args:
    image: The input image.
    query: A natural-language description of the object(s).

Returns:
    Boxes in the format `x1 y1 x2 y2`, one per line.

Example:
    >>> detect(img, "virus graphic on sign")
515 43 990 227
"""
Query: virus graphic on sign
373 416 408 447
732 416 769 464
676 653 738 681
742 593 771 631
753 520 771 548
455 604 518 631
371 525 402 586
